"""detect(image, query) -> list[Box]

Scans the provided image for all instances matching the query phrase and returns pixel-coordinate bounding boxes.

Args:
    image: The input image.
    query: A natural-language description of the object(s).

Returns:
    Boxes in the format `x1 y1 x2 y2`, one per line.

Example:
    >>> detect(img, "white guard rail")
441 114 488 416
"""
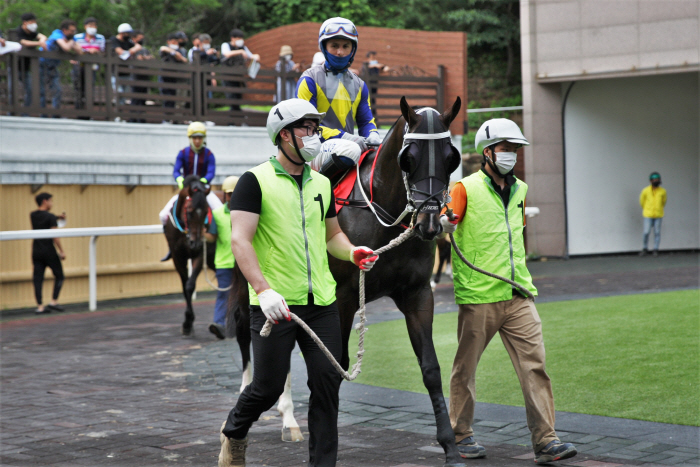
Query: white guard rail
0 225 163 311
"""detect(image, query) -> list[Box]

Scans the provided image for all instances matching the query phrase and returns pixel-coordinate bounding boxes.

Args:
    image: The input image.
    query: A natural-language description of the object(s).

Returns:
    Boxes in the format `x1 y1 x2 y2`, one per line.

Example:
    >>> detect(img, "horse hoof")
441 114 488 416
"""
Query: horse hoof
182 324 194 337
281 426 304 442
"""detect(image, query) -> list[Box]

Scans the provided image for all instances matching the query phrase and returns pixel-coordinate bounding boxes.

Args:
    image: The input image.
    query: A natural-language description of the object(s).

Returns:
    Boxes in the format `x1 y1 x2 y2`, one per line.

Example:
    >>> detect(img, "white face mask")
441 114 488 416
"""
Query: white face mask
292 134 322 161
493 151 517 175
27 23 38 33
86 27 97 36
202 43 211 50
169 43 179 50
283 54 292 61
234 39 244 48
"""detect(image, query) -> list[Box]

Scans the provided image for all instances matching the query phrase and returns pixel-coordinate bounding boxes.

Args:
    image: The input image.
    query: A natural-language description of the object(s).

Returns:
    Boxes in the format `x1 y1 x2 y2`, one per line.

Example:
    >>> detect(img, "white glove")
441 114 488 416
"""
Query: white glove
350 246 378 271
257 289 290 323
440 214 460 234
365 132 382 146
341 132 368 153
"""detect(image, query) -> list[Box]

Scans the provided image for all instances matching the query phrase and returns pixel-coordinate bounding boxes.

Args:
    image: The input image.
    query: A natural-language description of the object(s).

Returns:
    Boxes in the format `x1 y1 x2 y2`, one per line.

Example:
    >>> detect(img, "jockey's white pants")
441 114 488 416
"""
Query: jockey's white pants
159 192 223 226
310 139 362 172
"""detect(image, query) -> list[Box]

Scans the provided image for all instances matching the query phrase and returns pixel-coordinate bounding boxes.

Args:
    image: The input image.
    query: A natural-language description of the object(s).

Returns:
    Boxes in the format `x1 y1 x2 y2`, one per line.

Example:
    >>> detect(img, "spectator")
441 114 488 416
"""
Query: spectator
72 17 105 114
16 13 47 107
362 51 389 115
130 30 154 121
187 32 202 62
41 19 82 111
159 32 187 111
221 29 259 112
639 172 667 256
109 23 141 110
30 193 66 315
275 45 300 102
190 33 219 65
175 31 188 49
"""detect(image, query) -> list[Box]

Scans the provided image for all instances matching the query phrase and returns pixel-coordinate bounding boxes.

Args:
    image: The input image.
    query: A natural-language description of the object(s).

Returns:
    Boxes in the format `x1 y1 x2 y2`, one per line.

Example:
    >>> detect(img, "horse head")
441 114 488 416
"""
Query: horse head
179 174 210 250
398 96 462 241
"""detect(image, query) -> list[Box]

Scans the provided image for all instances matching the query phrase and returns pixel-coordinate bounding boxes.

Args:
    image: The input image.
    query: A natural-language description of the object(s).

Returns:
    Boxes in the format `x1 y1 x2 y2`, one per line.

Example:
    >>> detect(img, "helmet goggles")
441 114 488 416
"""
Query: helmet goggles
320 23 358 39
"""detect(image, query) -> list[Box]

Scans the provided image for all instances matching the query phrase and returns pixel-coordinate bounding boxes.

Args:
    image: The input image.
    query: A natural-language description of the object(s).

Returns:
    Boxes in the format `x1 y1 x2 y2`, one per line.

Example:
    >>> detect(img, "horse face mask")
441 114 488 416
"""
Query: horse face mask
398 108 461 213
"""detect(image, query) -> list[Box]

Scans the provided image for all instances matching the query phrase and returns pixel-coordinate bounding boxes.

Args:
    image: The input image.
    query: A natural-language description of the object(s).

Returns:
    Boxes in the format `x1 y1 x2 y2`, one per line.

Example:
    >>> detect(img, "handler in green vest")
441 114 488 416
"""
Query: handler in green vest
218 98 378 467
439 119 577 465
204 175 239 340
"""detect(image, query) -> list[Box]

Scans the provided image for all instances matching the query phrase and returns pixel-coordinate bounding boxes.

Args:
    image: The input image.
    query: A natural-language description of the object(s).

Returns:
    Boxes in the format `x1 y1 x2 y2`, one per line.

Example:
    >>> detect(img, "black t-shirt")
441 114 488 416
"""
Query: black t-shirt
16 27 39 71
229 171 337 218
30 210 58 254
109 35 134 54
481 168 515 207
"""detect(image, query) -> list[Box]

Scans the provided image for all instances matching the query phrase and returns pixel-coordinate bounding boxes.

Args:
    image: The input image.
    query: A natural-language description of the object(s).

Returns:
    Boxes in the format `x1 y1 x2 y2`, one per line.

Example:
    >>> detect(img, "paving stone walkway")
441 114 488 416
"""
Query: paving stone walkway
1 252 698 466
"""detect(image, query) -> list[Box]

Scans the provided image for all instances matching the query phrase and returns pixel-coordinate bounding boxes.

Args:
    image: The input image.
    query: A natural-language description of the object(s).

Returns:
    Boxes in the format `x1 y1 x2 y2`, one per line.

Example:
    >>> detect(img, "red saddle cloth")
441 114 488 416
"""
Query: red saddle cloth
333 148 374 214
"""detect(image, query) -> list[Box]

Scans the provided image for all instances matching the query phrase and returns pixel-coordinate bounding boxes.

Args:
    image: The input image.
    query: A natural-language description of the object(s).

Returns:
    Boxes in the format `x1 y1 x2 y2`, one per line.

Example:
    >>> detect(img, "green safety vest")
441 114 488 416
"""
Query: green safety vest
452 171 538 304
247 158 337 306
212 204 235 269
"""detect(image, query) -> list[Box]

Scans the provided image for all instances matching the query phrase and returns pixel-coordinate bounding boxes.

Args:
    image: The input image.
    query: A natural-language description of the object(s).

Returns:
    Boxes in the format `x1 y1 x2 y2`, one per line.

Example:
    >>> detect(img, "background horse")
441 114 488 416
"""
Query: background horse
228 97 465 466
164 174 216 336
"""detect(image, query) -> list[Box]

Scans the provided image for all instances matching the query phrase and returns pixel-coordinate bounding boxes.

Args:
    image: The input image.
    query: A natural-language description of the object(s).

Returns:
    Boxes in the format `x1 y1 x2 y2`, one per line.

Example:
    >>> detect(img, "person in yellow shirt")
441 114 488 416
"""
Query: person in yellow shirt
639 172 667 256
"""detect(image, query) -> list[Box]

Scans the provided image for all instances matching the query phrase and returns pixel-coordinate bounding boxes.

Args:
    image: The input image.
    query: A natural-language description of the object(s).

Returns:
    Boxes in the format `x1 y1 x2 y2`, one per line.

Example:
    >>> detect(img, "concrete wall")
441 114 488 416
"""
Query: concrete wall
564 73 699 254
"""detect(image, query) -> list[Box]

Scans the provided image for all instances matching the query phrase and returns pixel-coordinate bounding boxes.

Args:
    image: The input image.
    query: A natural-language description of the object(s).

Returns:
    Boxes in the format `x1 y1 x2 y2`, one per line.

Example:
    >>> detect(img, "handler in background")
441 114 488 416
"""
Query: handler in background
218 99 378 467
639 172 666 256
440 119 577 465
204 175 239 340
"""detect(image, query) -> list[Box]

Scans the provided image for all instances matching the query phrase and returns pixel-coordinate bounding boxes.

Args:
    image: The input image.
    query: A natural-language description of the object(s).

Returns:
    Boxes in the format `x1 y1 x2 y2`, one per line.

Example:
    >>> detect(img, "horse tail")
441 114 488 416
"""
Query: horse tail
227 264 252 370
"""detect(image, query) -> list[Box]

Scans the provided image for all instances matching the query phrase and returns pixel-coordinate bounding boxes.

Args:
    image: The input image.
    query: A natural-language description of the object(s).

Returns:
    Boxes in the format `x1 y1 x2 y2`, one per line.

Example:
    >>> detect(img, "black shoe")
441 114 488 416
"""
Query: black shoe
35 308 52 315
652 250 659 257
639 249 648 256
46 304 65 312
534 440 577 464
209 323 226 340
457 436 486 458
161 251 172 262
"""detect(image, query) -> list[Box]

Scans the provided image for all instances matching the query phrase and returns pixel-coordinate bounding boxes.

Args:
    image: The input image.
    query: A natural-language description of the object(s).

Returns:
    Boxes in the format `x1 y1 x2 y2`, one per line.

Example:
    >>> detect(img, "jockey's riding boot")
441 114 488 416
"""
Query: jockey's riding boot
219 421 247 467
319 153 355 186
161 251 172 262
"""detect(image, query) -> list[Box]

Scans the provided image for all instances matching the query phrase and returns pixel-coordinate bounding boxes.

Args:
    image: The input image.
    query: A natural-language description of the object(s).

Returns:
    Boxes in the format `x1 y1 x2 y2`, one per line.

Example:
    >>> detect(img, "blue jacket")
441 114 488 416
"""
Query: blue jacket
173 146 216 182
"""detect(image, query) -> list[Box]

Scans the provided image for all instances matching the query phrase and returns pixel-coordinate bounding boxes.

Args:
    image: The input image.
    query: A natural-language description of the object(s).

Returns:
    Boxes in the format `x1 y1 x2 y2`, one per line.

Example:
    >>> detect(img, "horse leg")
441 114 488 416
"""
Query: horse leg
394 286 464 467
278 372 303 442
173 253 194 336
183 255 203 336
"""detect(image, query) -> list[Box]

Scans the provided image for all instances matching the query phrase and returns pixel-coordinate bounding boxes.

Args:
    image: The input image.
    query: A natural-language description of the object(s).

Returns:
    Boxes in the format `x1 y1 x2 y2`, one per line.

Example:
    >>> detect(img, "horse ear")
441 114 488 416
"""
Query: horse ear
441 96 462 130
400 96 420 129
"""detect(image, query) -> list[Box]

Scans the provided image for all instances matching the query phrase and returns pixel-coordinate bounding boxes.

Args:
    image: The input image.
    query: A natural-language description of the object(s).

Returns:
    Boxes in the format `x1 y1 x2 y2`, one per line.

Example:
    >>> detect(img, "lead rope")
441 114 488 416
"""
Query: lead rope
202 240 232 292
260 227 416 381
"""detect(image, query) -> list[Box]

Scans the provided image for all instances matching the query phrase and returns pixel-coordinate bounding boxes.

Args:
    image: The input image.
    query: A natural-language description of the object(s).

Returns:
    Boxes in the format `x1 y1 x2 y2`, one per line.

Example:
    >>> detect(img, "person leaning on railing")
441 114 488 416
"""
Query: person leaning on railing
16 13 47 108
220 28 260 113
108 23 141 110
72 17 105 115
41 19 83 111
129 30 154 122
159 32 188 114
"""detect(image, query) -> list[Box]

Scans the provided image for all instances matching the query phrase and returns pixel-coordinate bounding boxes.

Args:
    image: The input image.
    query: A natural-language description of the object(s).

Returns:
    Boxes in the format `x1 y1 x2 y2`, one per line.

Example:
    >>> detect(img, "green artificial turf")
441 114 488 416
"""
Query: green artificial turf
349 290 700 426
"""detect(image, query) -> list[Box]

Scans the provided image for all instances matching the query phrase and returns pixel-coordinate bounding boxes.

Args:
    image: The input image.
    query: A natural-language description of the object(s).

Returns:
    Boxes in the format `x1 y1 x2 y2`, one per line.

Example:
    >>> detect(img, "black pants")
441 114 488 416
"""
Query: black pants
224 300 343 467
32 250 64 305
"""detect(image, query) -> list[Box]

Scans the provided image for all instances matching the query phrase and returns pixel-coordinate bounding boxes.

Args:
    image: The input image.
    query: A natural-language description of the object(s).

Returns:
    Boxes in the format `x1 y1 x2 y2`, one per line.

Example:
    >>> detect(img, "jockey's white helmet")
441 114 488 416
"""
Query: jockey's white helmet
318 17 358 49
475 118 529 155
267 99 325 145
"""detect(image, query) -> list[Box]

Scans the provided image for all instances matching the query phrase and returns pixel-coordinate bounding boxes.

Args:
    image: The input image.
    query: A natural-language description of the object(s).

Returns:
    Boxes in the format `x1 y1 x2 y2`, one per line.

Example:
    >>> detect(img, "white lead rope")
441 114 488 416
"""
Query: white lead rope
260 228 416 381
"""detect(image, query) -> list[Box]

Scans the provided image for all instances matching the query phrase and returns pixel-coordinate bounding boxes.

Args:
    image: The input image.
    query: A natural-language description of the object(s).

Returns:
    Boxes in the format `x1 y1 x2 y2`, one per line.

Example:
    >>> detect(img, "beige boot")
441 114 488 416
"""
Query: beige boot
219 421 247 467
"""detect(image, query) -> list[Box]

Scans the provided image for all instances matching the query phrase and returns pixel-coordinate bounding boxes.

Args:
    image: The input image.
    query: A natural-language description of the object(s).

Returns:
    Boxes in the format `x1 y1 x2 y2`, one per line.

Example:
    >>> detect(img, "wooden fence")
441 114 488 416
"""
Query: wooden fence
0 49 445 127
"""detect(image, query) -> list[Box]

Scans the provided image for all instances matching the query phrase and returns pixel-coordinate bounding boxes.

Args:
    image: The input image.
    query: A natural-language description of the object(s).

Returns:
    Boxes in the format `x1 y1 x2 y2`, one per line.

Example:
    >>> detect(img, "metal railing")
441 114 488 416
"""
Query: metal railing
0 49 446 126
1 225 163 311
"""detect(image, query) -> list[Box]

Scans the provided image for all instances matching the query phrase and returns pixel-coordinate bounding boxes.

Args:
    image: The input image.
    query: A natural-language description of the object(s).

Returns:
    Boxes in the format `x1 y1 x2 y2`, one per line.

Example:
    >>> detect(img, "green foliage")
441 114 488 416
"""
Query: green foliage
349 290 700 426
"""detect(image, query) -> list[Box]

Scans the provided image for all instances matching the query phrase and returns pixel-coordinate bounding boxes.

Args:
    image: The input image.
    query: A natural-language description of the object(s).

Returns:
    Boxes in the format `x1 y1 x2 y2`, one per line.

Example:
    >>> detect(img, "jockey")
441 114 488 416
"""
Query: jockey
159 122 223 226
296 17 381 183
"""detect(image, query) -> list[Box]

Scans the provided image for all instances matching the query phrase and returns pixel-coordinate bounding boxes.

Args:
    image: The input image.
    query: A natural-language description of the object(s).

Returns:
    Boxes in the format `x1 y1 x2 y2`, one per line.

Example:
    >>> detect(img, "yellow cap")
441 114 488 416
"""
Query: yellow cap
187 121 207 138
222 176 239 193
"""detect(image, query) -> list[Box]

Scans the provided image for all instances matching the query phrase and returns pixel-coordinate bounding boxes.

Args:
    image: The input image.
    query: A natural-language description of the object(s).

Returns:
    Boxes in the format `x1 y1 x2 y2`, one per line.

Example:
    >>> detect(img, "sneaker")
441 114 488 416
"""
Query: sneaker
46 304 65 312
456 436 486 458
219 421 247 467
209 323 226 340
639 249 648 256
652 250 659 257
534 440 577 464
35 308 52 315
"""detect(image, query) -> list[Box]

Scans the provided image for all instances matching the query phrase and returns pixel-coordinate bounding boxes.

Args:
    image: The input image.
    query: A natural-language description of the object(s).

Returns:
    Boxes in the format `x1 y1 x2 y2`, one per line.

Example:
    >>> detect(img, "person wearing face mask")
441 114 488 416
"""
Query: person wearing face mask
296 17 381 184
72 17 105 114
221 29 260 114
17 13 47 108
41 19 83 111
109 24 141 110
275 45 301 102
217 99 377 467
440 119 577 465
639 172 667 257
159 33 188 111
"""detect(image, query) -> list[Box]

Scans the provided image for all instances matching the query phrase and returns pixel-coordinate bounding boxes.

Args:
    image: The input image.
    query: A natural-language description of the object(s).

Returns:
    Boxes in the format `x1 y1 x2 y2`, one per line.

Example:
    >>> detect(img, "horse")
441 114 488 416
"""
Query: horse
432 237 453 289
228 96 465 466
163 174 216 336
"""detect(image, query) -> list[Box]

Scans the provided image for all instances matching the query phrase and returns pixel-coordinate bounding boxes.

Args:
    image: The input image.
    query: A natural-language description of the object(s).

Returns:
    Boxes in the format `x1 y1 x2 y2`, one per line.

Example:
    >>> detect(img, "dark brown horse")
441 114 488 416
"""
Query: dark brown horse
229 97 465 466
164 174 216 336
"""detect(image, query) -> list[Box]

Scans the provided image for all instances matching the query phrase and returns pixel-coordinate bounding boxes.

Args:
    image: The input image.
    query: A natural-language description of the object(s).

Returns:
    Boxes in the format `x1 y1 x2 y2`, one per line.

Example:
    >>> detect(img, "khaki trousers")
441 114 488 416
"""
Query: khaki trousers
449 294 558 452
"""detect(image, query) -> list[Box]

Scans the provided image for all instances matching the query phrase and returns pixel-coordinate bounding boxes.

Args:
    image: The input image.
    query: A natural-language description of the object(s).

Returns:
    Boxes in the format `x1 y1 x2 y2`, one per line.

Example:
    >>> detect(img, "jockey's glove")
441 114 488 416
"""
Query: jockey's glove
341 132 368 153
350 247 378 271
365 132 382 146
257 289 291 324
176 176 185 190
440 213 460 234
200 177 208 186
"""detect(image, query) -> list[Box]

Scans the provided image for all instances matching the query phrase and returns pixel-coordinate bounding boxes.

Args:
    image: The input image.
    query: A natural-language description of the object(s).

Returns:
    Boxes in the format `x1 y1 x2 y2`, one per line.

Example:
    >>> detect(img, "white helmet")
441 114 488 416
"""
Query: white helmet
312 52 325 66
318 17 358 49
267 99 326 144
475 118 529 155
